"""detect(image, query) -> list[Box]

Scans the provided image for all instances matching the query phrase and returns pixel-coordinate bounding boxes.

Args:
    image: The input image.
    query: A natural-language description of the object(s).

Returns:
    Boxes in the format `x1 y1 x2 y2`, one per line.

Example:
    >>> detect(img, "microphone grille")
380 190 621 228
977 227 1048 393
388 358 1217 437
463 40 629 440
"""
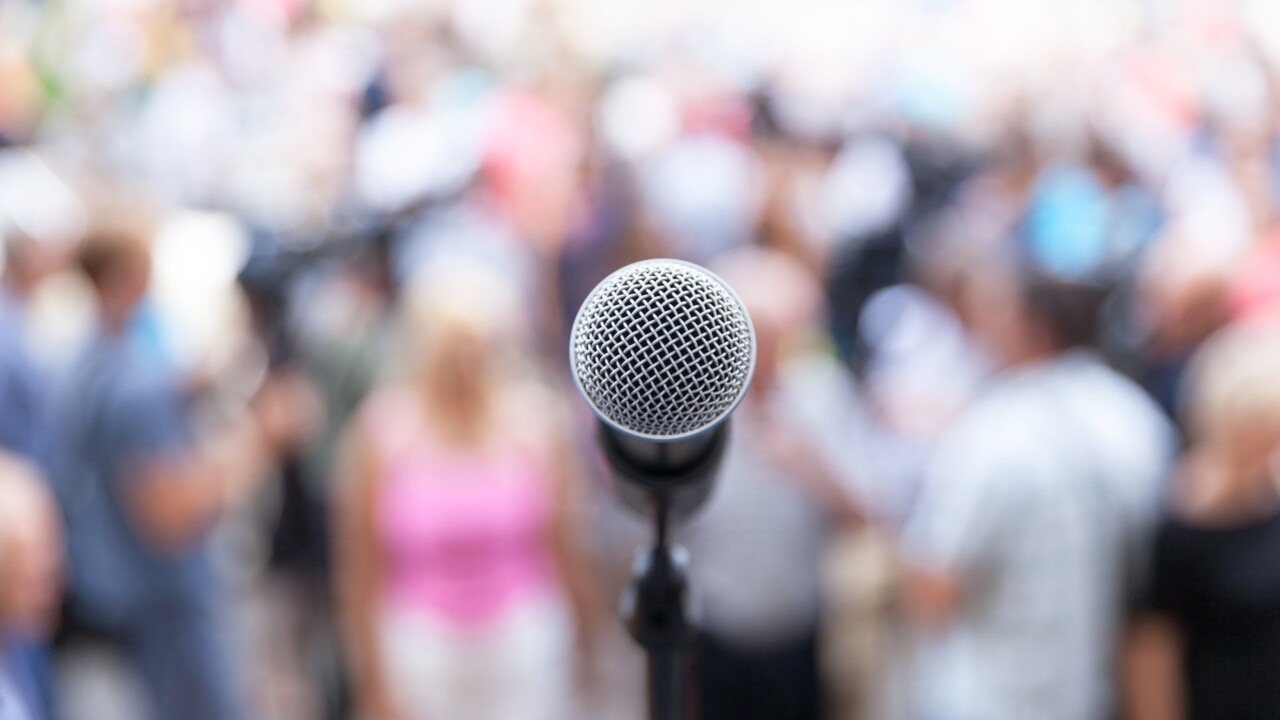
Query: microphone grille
571 259 755 439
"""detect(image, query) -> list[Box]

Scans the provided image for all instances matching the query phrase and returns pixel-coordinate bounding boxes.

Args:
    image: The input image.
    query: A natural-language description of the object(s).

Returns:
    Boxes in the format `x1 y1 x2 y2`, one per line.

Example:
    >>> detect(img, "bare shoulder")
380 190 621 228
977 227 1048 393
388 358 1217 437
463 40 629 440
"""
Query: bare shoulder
355 384 415 427
352 383 422 453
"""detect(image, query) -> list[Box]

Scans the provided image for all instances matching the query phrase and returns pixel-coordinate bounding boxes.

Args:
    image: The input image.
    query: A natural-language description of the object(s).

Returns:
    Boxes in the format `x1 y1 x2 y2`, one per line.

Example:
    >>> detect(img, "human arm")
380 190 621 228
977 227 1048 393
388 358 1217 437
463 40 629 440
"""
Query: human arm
125 372 314 551
333 422 402 720
549 416 607 695
754 361 873 528
902 562 964 627
1123 511 1189 720
758 413 867 527
1123 614 1185 720
898 425 1016 626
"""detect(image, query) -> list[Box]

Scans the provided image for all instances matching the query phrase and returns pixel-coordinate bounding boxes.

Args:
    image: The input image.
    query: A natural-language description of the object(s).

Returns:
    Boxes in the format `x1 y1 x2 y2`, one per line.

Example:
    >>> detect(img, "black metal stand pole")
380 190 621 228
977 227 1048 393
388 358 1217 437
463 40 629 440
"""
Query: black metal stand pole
647 639 689 720
623 495 694 720
600 422 730 720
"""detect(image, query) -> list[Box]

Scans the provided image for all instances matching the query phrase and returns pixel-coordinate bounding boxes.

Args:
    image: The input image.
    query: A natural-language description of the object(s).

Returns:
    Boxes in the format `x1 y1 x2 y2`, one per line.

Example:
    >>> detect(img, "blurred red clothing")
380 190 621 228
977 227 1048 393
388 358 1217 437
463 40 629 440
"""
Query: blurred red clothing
1230 236 1280 321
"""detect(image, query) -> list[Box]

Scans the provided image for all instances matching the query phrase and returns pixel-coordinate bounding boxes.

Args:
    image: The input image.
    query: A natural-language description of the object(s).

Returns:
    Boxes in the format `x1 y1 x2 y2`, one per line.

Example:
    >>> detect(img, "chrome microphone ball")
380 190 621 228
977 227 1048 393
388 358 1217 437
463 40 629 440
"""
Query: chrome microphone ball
570 259 755 441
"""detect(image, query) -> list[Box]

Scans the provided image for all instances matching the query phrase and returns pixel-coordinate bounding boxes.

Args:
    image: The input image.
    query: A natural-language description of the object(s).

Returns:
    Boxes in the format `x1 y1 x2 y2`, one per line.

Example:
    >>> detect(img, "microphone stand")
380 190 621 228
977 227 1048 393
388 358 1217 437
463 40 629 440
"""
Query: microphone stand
623 492 693 720
602 424 728 720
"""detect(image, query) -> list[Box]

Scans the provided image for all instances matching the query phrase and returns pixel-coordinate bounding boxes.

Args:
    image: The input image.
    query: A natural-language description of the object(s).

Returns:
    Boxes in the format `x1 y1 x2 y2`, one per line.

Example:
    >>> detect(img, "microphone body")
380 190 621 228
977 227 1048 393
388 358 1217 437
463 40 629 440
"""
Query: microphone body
598 423 727 520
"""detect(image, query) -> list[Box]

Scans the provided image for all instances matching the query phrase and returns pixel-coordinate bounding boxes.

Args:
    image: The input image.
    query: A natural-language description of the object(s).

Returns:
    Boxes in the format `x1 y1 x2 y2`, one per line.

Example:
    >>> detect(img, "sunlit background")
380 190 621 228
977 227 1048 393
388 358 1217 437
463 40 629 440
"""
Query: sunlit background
2 0 1280 718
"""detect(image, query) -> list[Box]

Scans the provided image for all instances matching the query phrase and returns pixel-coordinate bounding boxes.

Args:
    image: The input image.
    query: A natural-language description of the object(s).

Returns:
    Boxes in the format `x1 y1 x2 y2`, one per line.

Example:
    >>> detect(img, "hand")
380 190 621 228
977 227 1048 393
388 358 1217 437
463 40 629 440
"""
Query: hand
253 370 325 455
759 414 865 525
759 414 822 477
213 372 323 508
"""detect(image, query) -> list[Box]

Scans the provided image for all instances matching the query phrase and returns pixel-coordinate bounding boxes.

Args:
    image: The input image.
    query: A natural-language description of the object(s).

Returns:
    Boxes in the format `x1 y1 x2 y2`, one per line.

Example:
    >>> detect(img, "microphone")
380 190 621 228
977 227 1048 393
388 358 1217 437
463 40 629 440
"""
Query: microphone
570 258 756 518
571 259 754 720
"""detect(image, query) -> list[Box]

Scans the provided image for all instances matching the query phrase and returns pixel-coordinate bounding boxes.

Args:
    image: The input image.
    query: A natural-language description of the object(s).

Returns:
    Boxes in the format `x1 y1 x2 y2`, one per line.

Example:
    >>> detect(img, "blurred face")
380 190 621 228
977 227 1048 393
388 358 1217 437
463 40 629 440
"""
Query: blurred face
4 237 66 291
959 264 1031 368
422 321 496 399
96 247 153 320
117 251 152 309
0 497 63 638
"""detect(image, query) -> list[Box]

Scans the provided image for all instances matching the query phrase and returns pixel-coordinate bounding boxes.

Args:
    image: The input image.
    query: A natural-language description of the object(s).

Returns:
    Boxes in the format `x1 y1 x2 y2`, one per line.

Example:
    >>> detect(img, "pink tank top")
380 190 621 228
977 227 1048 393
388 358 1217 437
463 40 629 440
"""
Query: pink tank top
364 391 558 626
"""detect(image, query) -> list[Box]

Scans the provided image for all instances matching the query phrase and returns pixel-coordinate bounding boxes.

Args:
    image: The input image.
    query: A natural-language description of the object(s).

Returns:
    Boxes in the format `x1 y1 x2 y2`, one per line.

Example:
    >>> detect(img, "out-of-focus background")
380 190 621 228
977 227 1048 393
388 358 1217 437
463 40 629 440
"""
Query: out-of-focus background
2 0 1280 719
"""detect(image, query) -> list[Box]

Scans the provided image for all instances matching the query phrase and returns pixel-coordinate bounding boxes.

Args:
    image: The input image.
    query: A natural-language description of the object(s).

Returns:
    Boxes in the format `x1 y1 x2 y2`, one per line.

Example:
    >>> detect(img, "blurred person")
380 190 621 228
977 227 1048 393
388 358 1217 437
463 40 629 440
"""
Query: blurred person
0 149 83 461
0 36 41 148
334 260 601 720
1228 233 1280 321
688 247 866 720
638 129 765 264
47 220 306 720
1134 223 1239 427
900 243 1174 720
0 231 56 461
0 150 84 720
855 281 989 524
1085 135 1164 263
0 454 63 720
483 82 586 256
1126 321 1280 720
830 215 1001 720
553 147 651 343
1135 150 1255 425
250 242 395 720
1016 137 1165 378
823 133 979 374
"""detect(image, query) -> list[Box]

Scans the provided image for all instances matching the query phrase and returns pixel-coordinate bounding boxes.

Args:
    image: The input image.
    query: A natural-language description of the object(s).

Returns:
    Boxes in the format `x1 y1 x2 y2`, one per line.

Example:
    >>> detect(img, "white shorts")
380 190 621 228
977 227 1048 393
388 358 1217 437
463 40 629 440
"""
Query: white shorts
379 594 576 720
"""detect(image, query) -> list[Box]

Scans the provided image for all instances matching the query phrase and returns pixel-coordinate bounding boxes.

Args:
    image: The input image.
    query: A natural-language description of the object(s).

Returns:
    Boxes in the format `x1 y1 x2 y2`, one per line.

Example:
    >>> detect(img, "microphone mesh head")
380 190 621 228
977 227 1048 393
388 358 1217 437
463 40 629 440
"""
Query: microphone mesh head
571 259 755 439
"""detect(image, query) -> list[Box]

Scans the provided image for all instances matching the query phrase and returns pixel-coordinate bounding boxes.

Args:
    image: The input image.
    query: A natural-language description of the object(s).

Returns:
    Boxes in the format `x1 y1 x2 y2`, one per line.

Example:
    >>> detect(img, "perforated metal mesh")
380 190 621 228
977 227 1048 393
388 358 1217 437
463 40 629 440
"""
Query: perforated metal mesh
571 260 755 439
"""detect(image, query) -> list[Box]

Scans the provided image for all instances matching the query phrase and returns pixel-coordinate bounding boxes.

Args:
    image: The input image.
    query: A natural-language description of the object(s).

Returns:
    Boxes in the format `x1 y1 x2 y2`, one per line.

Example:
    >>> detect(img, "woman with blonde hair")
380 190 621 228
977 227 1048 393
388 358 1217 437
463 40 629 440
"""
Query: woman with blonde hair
1127 319 1280 720
335 259 598 720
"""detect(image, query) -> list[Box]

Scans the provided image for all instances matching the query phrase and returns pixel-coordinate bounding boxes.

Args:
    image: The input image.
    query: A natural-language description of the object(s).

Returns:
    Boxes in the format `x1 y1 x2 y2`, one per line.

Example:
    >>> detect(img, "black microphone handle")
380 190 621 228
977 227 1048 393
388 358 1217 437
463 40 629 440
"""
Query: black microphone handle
608 427 722 475
598 421 728 521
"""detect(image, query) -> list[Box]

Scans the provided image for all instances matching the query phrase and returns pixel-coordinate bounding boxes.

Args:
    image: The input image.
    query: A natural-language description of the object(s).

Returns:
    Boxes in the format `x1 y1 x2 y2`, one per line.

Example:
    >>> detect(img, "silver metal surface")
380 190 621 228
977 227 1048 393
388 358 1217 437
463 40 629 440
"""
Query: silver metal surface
570 259 755 441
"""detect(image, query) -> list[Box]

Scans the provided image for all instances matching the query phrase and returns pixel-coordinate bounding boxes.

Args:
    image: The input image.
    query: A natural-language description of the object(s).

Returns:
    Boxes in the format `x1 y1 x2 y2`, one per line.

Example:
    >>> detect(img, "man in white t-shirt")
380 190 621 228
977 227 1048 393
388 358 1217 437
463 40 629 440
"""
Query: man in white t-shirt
900 256 1174 720
685 248 866 720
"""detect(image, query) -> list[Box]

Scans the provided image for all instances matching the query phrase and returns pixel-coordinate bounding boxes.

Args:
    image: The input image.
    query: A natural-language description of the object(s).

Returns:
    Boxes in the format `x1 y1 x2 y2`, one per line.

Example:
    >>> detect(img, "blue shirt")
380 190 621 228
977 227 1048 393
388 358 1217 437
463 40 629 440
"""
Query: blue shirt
49 332 214 619
0 637 43 720
0 291 41 461
0 293 53 720
50 331 242 720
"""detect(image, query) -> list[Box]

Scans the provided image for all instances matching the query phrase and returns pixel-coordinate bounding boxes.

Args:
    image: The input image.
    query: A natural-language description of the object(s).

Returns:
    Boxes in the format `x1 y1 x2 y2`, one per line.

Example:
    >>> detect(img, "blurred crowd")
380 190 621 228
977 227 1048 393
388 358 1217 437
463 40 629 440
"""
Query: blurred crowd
2 0 1280 719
